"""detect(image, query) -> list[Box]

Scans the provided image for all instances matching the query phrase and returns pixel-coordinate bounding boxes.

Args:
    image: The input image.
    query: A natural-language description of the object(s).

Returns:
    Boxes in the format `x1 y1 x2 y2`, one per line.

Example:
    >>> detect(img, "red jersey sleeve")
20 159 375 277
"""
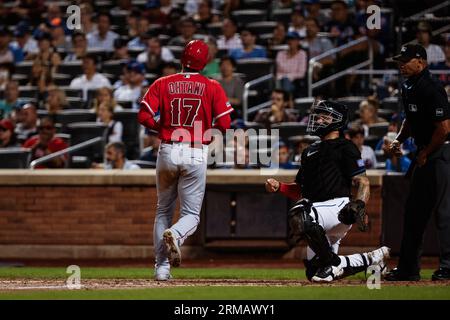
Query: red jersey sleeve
140 79 161 116
211 80 233 122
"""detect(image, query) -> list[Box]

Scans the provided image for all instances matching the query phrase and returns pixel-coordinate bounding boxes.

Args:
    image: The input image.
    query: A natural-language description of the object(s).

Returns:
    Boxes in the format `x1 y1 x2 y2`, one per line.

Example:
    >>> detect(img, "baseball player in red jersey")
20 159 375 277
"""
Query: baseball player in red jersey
138 40 233 281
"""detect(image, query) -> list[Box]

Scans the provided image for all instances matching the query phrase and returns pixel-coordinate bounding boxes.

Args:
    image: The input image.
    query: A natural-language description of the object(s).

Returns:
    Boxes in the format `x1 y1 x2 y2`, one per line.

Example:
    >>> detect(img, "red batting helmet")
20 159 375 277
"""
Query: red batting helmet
181 40 209 71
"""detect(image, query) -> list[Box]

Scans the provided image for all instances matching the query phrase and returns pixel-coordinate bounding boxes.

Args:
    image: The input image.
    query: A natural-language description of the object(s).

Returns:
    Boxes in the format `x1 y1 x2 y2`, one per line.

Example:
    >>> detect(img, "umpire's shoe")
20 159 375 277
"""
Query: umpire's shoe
311 265 344 283
432 268 450 281
163 229 181 267
384 268 420 281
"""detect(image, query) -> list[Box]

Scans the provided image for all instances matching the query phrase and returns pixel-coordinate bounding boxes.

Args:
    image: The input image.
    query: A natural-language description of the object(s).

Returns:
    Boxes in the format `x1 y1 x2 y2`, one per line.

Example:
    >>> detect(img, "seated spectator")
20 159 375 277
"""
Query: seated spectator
96 101 123 144
275 32 307 97
0 25 23 64
324 0 359 47
101 141 140 170
23 117 68 169
168 17 196 46
193 0 219 32
70 54 111 101
276 141 298 169
15 103 39 143
87 12 119 52
0 63 12 91
30 32 61 72
267 22 287 55
217 18 242 51
125 9 141 39
201 37 220 78
349 98 387 136
161 61 178 76
91 87 123 111
216 56 244 109
49 20 71 52
64 32 87 62
112 38 130 60
145 0 170 26
0 119 20 148
430 40 450 94
28 58 54 106
114 61 147 110
45 86 69 114
254 89 297 126
416 21 445 65
348 126 377 169
0 81 23 119
80 3 97 35
381 132 412 173
288 10 306 38
304 17 334 80
127 16 151 50
303 0 329 27
137 36 174 75
11 21 38 58
271 0 295 13
229 28 267 61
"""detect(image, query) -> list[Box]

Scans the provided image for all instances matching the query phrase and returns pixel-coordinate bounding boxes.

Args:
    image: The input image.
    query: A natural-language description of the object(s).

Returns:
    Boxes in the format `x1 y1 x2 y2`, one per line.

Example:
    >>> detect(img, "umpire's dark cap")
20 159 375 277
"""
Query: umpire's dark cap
392 44 427 63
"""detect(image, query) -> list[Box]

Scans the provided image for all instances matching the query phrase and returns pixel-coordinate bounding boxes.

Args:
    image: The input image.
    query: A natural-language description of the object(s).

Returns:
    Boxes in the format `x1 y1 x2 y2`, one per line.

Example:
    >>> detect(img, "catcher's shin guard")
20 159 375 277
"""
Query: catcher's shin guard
288 199 339 267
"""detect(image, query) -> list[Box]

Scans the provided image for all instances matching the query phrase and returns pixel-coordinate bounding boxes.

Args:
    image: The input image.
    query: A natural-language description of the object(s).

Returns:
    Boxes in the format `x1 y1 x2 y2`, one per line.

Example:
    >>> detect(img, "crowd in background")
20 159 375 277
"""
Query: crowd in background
0 0 448 170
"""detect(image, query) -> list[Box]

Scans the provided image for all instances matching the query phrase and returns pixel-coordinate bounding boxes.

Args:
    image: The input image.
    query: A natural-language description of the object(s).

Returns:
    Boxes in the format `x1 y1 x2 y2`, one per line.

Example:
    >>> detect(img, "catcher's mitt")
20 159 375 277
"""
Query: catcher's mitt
338 200 369 232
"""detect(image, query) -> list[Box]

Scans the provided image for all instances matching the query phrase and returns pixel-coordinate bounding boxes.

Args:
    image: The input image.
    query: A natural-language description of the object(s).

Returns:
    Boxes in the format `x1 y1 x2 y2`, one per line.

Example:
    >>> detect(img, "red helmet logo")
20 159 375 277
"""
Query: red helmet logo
181 40 209 71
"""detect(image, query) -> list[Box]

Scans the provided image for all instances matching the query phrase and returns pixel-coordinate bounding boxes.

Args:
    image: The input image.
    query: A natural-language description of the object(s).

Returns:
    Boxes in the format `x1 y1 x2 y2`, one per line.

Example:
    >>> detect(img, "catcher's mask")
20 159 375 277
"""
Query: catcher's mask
306 100 348 137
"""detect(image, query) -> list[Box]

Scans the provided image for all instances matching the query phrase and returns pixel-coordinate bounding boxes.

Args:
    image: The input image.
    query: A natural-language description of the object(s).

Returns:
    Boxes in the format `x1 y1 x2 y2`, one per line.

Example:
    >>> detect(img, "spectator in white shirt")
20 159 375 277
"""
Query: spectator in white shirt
137 36 174 75
416 21 445 65
96 101 123 144
114 61 146 109
70 54 111 101
348 126 378 169
87 12 119 52
217 18 242 51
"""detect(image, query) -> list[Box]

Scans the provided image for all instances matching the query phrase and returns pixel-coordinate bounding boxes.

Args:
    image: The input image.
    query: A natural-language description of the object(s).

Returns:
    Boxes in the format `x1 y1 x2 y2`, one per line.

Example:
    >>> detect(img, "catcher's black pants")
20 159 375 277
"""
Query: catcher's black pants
398 143 450 276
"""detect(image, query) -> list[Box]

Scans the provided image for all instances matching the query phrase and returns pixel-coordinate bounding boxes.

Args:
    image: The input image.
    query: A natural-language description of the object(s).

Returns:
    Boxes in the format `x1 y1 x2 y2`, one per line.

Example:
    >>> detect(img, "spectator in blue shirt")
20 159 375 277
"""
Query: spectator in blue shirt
229 28 267 61
0 26 24 64
127 16 151 50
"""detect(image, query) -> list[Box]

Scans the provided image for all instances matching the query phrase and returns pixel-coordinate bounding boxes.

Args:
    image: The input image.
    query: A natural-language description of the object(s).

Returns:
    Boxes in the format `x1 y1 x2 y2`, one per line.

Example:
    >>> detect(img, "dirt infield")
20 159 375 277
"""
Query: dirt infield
1 278 448 291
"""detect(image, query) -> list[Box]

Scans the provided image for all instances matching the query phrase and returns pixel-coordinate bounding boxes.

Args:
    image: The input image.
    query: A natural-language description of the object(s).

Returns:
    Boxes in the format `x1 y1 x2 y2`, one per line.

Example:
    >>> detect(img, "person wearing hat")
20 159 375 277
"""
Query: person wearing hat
275 31 307 97
114 61 148 109
384 44 450 281
416 21 445 65
0 119 20 149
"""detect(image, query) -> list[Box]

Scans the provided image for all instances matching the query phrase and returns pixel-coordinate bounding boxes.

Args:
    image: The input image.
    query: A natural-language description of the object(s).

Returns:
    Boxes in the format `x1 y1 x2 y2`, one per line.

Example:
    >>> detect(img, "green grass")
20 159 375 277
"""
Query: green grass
0 267 448 300
1 286 449 300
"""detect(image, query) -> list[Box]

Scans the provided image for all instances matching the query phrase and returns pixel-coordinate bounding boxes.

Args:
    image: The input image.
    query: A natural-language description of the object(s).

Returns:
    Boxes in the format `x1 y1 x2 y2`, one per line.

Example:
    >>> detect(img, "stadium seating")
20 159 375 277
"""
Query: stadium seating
270 122 308 141
114 110 140 159
54 109 96 132
129 160 156 168
231 10 268 25
0 148 31 169
271 8 292 24
236 58 274 81
246 21 278 35
66 122 107 164
57 61 83 77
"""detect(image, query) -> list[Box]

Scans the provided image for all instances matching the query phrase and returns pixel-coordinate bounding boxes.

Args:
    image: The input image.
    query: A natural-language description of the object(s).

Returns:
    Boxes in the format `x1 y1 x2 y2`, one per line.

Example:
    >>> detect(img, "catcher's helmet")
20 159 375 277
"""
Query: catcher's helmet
181 40 209 71
306 100 348 137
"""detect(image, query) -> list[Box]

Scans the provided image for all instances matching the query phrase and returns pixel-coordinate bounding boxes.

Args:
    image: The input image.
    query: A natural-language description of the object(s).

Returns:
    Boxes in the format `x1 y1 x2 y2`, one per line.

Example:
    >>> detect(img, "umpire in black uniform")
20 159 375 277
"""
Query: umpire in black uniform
385 44 450 281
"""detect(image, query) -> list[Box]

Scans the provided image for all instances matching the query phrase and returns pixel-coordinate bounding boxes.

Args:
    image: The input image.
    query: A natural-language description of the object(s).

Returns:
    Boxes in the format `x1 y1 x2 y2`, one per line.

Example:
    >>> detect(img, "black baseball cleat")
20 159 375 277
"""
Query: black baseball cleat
384 268 420 281
432 268 450 281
